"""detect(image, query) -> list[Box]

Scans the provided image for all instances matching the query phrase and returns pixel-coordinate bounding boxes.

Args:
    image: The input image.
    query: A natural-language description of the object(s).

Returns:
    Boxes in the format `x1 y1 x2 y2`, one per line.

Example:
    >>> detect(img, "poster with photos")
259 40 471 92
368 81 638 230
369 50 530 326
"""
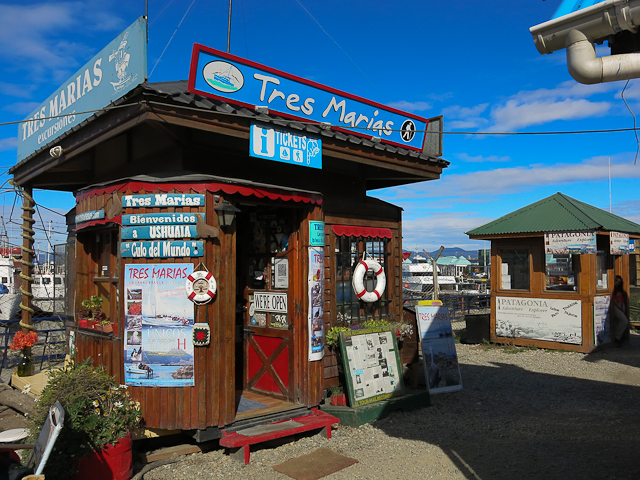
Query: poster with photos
308 246 324 361
124 263 195 387
339 327 404 407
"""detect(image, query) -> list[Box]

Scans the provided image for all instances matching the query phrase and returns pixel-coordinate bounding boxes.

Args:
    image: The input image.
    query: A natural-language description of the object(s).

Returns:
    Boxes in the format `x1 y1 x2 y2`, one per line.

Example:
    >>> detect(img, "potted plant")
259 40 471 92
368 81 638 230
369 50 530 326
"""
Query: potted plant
78 296 116 335
9 330 39 377
329 385 347 406
31 359 142 480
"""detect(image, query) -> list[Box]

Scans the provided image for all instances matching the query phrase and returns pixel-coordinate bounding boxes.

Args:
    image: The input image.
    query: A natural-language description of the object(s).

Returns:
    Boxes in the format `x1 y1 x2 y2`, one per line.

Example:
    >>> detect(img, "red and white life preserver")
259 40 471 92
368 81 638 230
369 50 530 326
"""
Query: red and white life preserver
352 259 386 302
185 271 217 304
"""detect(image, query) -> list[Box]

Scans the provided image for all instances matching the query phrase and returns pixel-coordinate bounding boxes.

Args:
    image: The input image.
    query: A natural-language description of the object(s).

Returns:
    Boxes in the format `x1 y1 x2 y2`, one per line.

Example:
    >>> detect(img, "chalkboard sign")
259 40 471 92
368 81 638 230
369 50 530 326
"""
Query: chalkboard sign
339 327 404 407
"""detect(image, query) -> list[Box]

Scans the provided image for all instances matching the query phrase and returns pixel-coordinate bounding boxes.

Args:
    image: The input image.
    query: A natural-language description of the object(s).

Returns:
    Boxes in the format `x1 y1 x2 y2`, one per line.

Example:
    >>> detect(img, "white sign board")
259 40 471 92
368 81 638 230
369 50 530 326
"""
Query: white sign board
593 295 611 346
253 291 288 313
415 305 463 394
545 231 596 254
610 231 630 255
496 296 582 344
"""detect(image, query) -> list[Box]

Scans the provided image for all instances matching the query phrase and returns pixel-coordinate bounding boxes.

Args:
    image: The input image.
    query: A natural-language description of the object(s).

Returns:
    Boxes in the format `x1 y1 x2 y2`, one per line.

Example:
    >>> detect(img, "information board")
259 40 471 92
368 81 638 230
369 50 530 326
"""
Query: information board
415 305 463 394
339 327 404 407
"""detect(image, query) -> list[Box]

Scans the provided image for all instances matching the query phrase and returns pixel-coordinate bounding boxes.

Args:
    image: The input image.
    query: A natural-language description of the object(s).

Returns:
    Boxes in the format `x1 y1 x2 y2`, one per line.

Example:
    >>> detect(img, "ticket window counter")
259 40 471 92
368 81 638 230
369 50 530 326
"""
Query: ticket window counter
545 253 579 292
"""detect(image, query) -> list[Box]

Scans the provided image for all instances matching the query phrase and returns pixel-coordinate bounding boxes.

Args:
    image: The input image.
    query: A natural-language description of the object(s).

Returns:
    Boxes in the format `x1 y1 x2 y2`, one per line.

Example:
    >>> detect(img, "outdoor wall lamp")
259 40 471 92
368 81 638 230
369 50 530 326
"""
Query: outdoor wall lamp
214 201 241 227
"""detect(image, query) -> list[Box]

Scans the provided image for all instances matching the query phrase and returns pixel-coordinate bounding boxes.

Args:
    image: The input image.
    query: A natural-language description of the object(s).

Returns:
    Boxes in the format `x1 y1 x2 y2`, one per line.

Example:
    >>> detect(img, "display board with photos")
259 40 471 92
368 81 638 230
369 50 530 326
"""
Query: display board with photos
339 327 404 407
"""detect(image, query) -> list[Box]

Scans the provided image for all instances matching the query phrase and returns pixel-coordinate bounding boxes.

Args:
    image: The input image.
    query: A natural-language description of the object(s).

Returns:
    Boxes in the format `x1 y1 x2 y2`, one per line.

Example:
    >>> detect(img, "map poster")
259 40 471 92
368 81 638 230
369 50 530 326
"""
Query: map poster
415 305 463 394
594 295 611 346
339 327 404 407
124 263 195 387
308 247 324 361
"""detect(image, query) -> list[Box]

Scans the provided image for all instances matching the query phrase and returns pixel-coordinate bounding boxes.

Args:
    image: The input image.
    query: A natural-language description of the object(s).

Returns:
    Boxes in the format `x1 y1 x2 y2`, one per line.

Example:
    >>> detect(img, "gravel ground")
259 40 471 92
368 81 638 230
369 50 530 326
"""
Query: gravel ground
139 327 640 480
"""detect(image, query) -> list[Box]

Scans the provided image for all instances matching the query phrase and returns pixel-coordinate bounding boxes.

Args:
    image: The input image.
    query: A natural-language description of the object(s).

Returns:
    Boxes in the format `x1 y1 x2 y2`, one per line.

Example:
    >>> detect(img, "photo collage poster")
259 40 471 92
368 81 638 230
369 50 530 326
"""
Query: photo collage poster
340 327 404 407
124 264 195 387
308 246 324 361
415 305 463 394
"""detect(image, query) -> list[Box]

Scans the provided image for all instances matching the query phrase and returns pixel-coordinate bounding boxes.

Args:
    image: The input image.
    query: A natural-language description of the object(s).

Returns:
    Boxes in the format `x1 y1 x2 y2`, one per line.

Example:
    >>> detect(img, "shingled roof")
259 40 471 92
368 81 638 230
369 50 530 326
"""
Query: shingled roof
466 192 640 237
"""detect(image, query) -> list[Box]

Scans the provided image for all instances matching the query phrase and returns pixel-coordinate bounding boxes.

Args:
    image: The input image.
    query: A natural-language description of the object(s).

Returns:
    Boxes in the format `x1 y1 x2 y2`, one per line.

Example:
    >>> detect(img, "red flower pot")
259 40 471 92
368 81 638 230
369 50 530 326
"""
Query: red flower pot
330 394 347 406
72 433 133 480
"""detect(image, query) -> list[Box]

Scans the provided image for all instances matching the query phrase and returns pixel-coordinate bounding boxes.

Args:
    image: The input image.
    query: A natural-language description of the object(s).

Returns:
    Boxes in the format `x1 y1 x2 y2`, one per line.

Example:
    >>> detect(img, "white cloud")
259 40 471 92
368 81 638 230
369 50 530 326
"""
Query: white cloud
0 82 37 99
402 212 492 249
488 98 610 132
0 138 17 151
456 153 510 163
0 3 125 83
394 156 640 199
386 100 432 112
3 102 41 115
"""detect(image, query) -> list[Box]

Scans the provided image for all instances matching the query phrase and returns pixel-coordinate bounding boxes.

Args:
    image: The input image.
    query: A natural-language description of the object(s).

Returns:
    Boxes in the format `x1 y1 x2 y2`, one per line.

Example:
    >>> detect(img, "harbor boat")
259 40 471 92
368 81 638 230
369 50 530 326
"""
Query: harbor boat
126 363 153 378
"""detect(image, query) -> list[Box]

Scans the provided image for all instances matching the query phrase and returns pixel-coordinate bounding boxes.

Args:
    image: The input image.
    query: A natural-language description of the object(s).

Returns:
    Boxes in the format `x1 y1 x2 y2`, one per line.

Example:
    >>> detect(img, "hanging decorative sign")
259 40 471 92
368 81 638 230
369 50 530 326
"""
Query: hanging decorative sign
122 193 204 208
122 213 204 225
309 221 325 246
192 324 211 346
250 122 322 169
610 231 630 255
122 224 199 240
188 44 430 152
253 291 287 313
121 240 204 258
75 209 105 224
544 231 596 254
185 270 217 304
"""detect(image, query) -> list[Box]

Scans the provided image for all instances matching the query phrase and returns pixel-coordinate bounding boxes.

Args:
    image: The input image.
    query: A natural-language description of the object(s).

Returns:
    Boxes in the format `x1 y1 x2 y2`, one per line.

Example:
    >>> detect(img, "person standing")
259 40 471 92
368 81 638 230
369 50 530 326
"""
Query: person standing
611 275 630 346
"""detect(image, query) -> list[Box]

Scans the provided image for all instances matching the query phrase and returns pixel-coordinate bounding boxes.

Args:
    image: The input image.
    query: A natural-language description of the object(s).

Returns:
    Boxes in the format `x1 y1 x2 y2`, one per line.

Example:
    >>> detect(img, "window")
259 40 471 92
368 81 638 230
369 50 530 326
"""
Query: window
500 249 529 290
545 253 578 291
596 250 610 289
335 235 389 324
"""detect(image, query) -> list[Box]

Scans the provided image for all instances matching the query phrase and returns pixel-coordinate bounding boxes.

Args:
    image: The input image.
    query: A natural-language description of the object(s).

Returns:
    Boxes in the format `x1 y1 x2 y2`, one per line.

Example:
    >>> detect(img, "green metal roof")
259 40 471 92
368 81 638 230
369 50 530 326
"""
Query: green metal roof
466 192 640 237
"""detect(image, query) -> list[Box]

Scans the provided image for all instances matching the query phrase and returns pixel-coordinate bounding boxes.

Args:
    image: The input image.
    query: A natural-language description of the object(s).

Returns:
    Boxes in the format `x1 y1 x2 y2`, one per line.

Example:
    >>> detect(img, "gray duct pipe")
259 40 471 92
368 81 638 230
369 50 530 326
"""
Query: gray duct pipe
530 0 640 84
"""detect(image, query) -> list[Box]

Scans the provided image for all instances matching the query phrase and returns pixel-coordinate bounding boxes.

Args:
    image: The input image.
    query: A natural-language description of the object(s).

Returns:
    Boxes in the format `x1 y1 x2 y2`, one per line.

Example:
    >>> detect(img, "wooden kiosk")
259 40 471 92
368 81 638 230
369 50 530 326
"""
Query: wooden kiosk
467 193 640 353
10 40 446 438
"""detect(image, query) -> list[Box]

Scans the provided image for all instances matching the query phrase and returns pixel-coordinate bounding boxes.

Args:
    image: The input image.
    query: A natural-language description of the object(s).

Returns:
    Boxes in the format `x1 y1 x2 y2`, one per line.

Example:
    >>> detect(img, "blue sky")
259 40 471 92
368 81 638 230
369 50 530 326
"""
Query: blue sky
1 0 639 255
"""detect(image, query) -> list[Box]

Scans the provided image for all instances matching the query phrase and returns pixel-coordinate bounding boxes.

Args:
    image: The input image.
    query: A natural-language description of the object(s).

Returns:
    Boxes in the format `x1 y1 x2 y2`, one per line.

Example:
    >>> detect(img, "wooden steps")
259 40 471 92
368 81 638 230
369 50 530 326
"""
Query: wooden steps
219 410 340 464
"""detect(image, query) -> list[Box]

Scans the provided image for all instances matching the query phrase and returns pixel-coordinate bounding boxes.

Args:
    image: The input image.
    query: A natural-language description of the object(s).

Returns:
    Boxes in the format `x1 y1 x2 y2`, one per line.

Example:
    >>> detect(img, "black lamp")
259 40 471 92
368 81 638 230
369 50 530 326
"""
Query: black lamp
214 201 241 227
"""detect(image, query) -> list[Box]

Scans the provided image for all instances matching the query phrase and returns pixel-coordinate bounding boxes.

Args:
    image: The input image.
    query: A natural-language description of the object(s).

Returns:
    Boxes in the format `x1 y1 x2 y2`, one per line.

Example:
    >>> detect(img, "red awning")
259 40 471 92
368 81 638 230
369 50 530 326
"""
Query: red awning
74 216 122 231
76 181 322 205
331 225 392 239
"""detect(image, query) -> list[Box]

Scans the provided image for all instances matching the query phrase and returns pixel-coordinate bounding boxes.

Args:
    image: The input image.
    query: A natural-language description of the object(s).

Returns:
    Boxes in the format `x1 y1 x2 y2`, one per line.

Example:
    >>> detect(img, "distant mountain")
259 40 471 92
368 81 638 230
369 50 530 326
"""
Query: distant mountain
403 247 479 261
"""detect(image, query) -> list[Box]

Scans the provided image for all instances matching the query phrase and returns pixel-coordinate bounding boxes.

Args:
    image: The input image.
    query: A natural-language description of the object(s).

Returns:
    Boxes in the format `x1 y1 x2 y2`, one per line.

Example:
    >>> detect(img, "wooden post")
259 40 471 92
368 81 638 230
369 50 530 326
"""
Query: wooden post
19 185 36 332
424 247 444 300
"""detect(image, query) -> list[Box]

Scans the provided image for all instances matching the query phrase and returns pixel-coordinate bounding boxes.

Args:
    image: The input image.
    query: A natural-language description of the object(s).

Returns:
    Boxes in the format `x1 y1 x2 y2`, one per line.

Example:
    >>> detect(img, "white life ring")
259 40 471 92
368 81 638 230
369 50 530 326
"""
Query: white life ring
352 259 386 302
185 271 217 304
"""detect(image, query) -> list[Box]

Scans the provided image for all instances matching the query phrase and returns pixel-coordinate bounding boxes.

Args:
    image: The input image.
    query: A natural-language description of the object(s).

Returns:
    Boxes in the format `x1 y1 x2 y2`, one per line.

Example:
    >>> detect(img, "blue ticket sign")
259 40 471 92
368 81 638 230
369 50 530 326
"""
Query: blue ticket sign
121 241 204 258
122 225 199 240
309 221 325 246
122 213 204 225
188 44 429 151
122 194 204 208
18 17 147 161
250 123 322 168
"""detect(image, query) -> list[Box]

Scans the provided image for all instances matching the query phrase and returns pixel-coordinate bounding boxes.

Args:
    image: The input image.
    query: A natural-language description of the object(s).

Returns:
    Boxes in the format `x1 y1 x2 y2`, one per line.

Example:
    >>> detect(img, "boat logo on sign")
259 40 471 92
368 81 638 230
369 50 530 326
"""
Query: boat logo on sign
203 61 244 93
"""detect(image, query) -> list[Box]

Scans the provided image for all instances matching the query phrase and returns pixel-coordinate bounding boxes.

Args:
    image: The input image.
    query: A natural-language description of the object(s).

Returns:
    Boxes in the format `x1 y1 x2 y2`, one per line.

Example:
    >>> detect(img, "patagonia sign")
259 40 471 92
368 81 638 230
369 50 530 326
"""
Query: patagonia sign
188 44 429 151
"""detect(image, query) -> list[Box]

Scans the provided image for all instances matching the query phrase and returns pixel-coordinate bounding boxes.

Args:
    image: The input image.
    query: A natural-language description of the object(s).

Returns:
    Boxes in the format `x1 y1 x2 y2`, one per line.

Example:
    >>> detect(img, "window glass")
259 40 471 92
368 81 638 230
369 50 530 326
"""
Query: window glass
335 235 388 324
545 253 578 291
500 249 529 290
596 250 609 289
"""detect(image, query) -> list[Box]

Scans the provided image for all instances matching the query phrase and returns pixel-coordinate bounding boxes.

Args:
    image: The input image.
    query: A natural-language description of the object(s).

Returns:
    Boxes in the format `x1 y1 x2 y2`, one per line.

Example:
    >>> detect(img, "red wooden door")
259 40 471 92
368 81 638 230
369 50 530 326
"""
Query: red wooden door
238 205 297 400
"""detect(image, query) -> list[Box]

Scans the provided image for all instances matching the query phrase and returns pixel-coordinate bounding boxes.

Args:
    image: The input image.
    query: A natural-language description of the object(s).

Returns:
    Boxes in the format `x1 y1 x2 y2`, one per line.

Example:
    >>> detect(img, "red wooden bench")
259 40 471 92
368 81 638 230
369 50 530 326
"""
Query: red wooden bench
220 410 340 464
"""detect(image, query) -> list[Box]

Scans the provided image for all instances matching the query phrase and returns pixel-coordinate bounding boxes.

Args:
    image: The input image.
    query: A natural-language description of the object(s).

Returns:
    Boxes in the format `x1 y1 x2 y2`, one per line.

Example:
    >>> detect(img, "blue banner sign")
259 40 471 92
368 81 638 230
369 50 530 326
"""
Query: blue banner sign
122 213 204 225
309 221 325 246
122 194 205 208
17 17 147 161
121 241 204 258
250 123 322 168
75 210 105 224
189 45 429 151
122 224 199 240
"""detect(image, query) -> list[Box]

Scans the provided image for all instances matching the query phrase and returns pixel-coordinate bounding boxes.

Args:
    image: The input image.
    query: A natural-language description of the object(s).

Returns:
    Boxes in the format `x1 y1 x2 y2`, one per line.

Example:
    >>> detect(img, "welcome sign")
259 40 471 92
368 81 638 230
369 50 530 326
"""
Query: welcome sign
188 44 429 151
